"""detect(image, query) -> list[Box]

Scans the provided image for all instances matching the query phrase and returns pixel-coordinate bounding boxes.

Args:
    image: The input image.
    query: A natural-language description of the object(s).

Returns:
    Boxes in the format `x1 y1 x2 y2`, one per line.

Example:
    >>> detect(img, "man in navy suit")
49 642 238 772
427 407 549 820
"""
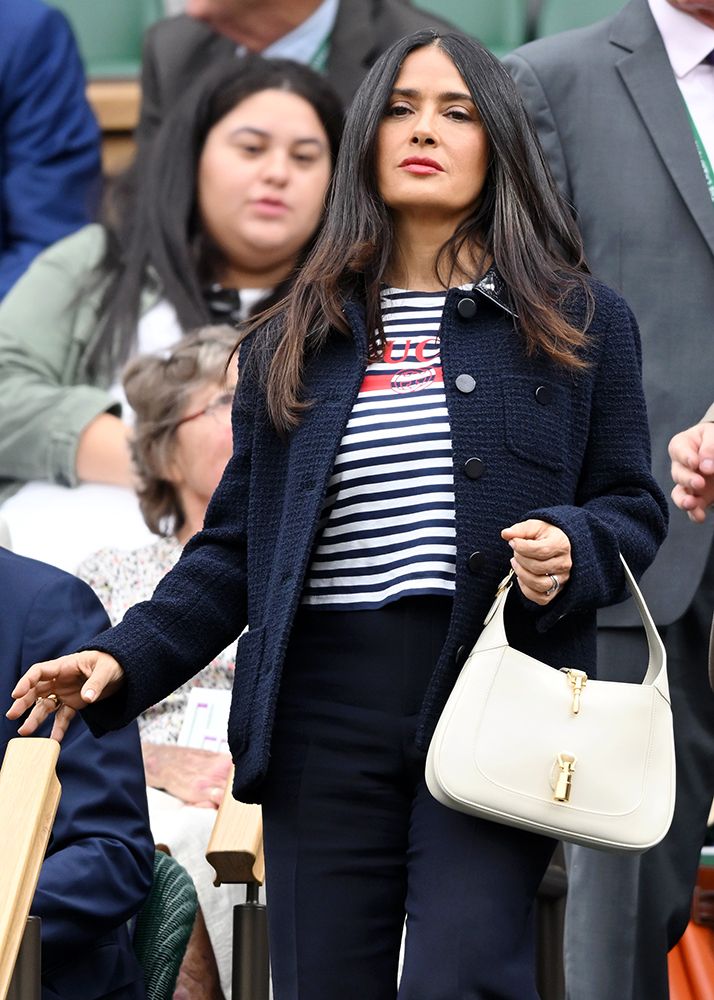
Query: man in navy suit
0 546 153 1000
0 0 101 299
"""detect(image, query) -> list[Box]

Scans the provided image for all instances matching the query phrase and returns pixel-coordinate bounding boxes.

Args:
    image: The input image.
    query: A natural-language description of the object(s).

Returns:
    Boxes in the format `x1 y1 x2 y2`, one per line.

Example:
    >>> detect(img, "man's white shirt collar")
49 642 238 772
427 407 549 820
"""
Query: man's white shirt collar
235 0 339 65
648 0 714 77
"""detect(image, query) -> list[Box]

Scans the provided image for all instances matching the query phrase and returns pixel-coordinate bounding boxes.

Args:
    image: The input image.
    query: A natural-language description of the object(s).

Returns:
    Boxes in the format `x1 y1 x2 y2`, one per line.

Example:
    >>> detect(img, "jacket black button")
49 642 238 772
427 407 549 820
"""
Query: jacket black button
457 297 477 319
455 644 468 668
468 551 485 573
455 373 476 394
464 457 484 479
535 384 553 405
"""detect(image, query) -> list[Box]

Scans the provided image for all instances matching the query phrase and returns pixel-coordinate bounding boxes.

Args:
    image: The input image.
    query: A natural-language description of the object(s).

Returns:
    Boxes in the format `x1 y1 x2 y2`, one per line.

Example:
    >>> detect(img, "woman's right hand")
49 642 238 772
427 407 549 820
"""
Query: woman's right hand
6 651 125 742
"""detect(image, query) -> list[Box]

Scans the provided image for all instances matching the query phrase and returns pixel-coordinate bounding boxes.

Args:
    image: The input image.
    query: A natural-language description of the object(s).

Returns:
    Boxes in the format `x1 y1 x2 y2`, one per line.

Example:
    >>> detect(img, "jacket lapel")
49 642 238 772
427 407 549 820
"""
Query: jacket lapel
611 0 714 259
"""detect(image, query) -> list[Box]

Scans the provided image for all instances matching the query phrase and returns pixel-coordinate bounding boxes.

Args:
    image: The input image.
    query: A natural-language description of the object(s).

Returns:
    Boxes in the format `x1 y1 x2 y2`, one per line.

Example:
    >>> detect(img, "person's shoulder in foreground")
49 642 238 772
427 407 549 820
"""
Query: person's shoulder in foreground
0 0 101 300
0 548 153 1000
504 0 624 71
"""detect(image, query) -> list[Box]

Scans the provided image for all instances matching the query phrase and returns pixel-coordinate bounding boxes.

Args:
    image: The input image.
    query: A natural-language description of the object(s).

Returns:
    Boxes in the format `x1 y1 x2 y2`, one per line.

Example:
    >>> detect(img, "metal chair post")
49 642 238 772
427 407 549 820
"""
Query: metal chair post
6 918 41 1000
232 883 269 1000
207 775 269 1000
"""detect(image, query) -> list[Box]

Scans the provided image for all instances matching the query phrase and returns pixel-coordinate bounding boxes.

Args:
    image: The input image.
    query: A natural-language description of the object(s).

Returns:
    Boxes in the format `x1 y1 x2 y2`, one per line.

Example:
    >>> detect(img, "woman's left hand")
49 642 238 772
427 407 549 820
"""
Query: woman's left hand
501 519 572 605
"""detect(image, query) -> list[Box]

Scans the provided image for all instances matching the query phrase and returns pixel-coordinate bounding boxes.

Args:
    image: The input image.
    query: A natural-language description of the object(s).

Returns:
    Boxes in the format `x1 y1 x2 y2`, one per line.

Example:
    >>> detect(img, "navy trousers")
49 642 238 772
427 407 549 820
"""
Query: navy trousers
260 597 555 999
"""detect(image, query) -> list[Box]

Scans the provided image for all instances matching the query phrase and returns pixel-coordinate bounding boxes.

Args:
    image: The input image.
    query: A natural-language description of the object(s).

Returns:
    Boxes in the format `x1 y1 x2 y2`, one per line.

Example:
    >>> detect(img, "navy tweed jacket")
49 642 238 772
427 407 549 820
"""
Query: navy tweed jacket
85 276 668 802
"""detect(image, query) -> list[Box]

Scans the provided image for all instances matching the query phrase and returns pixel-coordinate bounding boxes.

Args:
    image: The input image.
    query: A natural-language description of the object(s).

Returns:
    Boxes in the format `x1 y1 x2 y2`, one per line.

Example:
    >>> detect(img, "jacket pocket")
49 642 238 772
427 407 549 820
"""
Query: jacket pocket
501 375 570 473
227 625 266 757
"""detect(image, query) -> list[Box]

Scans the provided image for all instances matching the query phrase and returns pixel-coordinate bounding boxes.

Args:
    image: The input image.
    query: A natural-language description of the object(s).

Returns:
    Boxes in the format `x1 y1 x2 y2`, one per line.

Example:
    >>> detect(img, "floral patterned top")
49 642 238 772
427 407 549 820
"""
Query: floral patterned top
77 536 235 744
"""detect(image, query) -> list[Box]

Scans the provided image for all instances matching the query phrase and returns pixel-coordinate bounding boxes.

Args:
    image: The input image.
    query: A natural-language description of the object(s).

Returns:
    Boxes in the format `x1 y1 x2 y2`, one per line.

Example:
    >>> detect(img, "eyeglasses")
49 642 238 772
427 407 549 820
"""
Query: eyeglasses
175 390 234 428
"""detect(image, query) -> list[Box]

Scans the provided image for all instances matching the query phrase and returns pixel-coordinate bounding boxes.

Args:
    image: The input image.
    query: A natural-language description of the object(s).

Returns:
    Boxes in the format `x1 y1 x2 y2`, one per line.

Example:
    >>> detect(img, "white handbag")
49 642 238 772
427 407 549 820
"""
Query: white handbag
426 556 676 852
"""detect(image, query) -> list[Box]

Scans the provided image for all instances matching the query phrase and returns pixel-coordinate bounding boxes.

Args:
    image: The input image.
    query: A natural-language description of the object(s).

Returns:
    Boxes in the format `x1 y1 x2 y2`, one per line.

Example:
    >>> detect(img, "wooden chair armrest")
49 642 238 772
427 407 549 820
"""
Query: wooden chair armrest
206 770 264 887
0 738 61 998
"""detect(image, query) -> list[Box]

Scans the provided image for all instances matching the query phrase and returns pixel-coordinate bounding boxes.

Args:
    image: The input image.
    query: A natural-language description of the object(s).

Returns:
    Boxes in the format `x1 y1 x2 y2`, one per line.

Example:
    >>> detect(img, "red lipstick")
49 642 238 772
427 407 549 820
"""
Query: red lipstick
398 156 444 174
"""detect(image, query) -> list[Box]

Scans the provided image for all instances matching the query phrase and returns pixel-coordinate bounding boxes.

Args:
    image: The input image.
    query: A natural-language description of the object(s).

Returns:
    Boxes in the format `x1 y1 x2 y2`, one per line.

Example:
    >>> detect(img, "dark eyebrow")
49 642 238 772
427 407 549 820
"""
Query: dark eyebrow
227 126 325 147
391 87 475 104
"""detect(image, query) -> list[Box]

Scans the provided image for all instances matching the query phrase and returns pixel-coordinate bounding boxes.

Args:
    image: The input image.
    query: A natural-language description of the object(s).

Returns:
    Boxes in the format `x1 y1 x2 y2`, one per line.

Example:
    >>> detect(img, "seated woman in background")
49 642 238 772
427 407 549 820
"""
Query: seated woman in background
0 55 342 572
78 328 240 1000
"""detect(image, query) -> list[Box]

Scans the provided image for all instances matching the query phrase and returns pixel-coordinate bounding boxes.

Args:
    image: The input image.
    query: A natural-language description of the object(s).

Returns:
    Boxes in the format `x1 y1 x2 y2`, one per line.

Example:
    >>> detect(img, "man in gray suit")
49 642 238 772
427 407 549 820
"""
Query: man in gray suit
504 2 714 997
137 0 456 147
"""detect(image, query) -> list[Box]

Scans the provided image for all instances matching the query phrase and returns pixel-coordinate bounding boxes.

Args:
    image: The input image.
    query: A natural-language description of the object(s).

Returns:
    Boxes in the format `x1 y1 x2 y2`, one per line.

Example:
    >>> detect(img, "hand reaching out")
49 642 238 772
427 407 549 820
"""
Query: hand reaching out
6 650 125 742
501 519 572 605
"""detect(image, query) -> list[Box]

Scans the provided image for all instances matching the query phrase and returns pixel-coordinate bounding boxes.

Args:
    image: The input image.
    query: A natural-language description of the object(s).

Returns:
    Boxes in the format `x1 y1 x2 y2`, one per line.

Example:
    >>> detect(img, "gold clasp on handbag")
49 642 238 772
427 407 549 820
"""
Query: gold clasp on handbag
560 668 588 715
552 752 577 803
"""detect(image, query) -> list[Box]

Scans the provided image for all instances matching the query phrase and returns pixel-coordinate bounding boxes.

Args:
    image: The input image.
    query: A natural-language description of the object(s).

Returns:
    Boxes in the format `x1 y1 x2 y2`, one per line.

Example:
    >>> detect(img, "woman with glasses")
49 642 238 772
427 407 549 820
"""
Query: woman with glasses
77 328 239 999
0 55 342 571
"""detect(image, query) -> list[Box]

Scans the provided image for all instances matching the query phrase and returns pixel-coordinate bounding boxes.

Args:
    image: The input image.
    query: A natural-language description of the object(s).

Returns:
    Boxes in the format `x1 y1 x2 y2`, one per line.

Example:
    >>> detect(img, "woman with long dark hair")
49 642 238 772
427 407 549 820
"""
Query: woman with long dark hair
10 31 667 998
0 55 342 570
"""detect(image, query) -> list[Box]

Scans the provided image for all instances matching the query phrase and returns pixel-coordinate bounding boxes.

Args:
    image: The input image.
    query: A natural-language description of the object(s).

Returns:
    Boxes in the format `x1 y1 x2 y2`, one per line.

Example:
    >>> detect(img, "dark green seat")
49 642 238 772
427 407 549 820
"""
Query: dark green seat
46 1 164 78
133 850 198 1000
410 0 529 58
536 0 625 37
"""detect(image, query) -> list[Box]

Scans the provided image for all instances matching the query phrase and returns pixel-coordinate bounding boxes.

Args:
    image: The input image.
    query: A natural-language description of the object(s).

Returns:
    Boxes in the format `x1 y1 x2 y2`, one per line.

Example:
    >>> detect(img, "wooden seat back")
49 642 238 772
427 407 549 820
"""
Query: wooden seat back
0 739 61 1000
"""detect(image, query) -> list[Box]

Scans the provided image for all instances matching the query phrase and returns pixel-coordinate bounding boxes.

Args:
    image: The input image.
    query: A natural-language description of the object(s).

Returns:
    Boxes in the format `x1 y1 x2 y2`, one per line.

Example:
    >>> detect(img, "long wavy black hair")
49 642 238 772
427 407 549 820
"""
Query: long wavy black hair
85 55 343 376
248 31 593 434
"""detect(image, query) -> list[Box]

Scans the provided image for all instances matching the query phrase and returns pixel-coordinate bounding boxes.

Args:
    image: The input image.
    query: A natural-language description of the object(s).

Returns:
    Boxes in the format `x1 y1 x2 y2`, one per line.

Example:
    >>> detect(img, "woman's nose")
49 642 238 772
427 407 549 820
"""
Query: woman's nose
409 111 438 147
410 132 437 146
262 150 290 185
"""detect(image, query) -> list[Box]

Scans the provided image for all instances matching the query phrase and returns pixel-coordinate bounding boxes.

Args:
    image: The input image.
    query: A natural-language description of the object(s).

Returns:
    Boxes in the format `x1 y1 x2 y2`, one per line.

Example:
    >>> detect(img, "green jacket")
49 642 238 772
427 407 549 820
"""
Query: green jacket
0 225 160 502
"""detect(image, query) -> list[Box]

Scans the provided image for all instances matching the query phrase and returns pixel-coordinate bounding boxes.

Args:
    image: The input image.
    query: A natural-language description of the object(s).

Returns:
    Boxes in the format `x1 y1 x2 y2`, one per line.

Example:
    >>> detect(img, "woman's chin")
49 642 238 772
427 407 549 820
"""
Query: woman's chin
229 234 303 271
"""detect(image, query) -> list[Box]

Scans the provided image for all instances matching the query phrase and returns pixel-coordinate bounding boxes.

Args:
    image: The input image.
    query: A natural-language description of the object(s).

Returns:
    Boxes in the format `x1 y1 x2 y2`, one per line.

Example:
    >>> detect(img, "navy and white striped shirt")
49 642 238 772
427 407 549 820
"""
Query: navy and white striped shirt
301 287 458 609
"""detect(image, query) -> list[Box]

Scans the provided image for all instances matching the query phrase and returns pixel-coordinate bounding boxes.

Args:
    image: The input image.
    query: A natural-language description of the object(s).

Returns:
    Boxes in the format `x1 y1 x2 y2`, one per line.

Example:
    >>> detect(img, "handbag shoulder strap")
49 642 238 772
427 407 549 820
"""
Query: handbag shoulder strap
619 555 667 693
475 555 669 699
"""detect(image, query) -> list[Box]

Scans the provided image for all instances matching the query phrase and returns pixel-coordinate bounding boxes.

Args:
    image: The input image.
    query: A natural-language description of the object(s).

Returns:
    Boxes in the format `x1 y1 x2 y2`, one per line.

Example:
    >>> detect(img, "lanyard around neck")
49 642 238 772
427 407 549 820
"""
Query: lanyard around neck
687 108 714 205
309 32 330 72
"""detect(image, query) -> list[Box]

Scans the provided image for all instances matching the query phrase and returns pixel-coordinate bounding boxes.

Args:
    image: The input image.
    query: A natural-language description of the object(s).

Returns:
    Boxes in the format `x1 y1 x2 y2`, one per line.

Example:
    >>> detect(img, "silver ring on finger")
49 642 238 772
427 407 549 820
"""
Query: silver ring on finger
544 573 560 597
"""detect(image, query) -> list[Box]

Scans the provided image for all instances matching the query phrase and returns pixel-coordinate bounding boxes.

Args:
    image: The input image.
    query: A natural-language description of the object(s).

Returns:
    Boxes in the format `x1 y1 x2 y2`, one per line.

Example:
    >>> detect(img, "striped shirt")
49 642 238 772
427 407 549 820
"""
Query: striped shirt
301 287 458 610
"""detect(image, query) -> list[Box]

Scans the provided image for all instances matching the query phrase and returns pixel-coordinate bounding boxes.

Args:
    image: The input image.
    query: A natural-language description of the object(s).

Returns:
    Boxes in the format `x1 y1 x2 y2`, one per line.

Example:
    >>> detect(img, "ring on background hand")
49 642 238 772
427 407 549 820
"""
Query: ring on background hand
45 692 63 709
544 573 560 597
